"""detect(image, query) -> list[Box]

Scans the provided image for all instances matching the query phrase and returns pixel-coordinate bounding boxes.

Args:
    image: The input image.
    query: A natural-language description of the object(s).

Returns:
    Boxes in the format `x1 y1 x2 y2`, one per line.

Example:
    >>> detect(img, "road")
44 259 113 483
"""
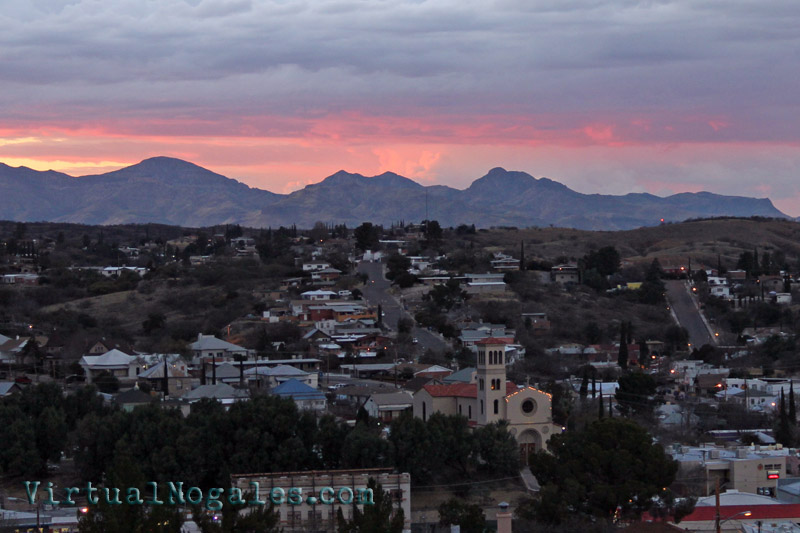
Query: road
356 260 449 354
665 280 717 349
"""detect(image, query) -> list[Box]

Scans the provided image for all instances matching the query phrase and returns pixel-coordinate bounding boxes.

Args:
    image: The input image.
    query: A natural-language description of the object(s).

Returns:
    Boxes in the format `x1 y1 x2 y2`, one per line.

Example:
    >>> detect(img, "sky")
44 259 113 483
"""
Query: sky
1 0 799 216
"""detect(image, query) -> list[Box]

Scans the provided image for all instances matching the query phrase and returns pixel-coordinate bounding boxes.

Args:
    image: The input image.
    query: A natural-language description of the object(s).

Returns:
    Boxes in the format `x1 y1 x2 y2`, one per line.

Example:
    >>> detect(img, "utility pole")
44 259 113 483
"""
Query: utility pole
715 478 721 533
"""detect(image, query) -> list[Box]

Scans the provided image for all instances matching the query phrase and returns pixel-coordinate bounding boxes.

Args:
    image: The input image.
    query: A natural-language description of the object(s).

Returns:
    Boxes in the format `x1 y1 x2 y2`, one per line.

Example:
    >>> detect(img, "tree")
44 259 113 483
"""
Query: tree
336 478 404 533
93 370 120 393
582 246 621 277
615 372 657 418
438 498 486 533
528 418 678 523
385 253 411 281
617 323 628 370
354 223 381 251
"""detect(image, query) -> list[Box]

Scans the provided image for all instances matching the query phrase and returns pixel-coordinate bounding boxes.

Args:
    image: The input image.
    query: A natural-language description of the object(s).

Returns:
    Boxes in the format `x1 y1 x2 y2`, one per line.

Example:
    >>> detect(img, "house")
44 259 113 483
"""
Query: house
311 268 342 283
0 381 23 397
551 264 579 285
414 365 452 380
137 361 191 397
114 388 156 412
0 336 30 364
413 338 559 462
491 254 520 272
182 383 249 410
79 349 140 384
521 312 551 334
271 379 326 412
1 273 40 285
301 290 338 301
302 262 331 272
244 364 317 389
364 391 413 422
442 367 477 384
204 362 244 385
189 334 248 364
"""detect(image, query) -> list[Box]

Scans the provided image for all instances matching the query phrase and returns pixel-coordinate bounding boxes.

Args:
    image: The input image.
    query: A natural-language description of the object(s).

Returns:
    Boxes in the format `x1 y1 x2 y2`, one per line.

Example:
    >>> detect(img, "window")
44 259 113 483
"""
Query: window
479 379 484 391
493 399 499 414
422 401 427 421
468 405 472 419
480 400 484 414
522 398 537 416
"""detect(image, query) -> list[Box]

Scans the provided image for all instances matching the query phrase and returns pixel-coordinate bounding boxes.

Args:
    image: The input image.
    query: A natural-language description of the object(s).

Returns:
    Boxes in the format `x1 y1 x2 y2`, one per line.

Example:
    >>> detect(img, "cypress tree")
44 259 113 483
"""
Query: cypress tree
791 382 797 424
520 240 525 270
591 374 597 399
598 393 604 419
618 323 629 370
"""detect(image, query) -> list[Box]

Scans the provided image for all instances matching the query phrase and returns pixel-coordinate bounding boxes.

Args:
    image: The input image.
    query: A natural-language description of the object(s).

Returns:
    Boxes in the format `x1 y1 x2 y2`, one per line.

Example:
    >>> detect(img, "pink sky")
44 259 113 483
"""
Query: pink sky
2 1 800 217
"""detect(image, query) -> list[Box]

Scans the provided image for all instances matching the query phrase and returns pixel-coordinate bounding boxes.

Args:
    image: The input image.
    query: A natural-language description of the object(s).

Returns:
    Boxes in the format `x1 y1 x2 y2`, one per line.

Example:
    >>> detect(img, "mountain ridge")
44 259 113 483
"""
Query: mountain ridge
0 156 788 230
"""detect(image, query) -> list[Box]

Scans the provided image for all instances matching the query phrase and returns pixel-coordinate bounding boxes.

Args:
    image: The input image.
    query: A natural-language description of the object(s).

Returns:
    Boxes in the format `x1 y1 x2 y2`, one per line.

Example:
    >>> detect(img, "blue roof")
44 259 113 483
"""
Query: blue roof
272 379 325 401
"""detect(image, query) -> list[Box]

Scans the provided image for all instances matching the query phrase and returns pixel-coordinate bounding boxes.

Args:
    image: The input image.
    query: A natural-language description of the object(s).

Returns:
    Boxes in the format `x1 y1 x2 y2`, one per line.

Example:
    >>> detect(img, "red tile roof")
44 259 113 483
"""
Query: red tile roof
422 381 517 398
475 337 512 345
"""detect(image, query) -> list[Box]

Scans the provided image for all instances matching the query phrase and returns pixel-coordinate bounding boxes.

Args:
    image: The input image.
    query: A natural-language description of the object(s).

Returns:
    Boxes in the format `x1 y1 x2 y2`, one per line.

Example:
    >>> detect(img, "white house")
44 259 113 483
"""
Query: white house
188 334 248 364
79 349 140 383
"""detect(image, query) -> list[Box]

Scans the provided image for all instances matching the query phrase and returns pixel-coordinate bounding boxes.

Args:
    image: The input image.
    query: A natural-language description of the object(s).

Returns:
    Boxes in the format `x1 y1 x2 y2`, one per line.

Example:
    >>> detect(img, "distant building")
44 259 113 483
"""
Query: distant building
231 469 410 533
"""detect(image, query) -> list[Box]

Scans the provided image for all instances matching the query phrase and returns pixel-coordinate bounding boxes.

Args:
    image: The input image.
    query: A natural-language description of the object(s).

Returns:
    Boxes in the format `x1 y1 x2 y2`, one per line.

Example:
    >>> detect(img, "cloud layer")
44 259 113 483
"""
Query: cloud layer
1 0 799 215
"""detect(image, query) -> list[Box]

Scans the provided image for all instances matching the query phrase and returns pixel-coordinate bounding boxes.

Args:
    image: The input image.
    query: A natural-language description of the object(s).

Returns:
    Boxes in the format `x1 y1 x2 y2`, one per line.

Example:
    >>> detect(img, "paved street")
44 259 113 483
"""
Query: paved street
356 260 449 354
665 280 717 349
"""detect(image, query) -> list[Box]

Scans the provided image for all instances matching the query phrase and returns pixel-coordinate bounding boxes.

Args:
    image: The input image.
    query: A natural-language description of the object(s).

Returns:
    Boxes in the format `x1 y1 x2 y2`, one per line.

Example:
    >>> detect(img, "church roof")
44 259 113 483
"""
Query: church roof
422 381 517 398
475 337 513 345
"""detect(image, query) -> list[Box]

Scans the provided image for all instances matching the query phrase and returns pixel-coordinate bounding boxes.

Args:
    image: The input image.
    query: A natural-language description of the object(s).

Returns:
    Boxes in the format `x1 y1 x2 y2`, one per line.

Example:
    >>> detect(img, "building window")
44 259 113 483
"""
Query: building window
459 405 462 415
479 379 484 391
422 401 427 421
493 399 499 414
480 400 484 414
468 405 472 419
522 398 537 416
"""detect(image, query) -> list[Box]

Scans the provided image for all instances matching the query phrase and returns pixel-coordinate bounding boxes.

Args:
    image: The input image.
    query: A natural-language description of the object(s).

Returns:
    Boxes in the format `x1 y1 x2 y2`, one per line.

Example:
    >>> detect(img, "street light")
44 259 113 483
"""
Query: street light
716 510 752 532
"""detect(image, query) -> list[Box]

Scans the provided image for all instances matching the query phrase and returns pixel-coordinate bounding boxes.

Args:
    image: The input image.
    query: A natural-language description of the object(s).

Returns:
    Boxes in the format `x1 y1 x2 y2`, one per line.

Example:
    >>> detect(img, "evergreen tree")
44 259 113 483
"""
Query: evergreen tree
791 382 797 424
776 388 793 446
579 368 588 399
520 240 525 270
598 394 604 419
618 323 629 370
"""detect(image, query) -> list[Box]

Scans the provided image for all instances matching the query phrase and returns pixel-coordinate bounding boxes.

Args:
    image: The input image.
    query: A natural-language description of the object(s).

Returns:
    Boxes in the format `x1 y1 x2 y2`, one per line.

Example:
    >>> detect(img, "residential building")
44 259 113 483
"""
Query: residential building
189 334 248 364
271 379 327 412
364 391 413 422
79 349 140 383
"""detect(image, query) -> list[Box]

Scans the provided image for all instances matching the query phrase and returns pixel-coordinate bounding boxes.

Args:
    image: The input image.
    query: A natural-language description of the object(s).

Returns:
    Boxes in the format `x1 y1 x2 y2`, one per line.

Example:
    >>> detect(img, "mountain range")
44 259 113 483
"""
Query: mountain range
0 156 789 230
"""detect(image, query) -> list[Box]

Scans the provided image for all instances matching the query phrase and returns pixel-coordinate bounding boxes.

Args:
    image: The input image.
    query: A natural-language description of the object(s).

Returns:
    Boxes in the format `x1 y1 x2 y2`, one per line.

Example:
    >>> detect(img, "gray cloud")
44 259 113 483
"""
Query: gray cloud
0 0 799 142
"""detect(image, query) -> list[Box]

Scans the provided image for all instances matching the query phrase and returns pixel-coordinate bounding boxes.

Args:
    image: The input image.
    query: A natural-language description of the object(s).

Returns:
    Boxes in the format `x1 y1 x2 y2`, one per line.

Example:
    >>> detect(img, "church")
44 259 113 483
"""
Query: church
412 338 559 463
